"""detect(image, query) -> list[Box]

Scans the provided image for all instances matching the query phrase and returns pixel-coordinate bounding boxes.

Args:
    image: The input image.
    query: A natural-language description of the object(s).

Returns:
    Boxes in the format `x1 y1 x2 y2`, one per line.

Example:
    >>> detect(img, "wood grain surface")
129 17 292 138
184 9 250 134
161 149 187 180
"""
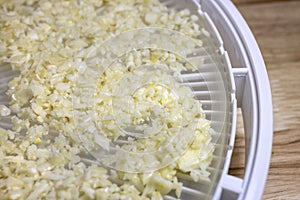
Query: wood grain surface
230 1 300 199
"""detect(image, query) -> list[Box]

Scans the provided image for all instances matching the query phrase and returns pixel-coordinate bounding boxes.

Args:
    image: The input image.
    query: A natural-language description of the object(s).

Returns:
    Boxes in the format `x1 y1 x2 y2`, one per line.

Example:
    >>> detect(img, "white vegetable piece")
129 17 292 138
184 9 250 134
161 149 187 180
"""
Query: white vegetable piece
0 105 11 116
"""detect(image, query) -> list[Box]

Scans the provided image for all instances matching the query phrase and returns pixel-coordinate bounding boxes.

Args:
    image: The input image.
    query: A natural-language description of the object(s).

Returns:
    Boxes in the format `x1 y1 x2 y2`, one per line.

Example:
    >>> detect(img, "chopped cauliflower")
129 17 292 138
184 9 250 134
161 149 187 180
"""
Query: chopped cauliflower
0 0 214 199
0 105 11 117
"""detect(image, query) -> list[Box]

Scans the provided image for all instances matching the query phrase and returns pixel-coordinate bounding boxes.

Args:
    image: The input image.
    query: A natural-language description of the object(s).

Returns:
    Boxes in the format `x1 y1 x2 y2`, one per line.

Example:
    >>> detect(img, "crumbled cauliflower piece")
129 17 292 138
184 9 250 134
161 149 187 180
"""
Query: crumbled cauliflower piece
0 105 11 116
145 12 159 24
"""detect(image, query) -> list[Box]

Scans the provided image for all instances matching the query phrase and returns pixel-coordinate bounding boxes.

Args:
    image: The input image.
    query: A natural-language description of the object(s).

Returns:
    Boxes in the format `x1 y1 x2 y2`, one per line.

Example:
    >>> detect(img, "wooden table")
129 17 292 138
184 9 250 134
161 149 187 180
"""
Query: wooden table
229 0 300 199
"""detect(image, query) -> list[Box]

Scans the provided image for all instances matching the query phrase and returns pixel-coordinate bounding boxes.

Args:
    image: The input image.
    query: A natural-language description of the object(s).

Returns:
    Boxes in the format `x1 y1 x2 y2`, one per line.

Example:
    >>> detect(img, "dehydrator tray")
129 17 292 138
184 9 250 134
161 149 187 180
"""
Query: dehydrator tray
0 0 272 199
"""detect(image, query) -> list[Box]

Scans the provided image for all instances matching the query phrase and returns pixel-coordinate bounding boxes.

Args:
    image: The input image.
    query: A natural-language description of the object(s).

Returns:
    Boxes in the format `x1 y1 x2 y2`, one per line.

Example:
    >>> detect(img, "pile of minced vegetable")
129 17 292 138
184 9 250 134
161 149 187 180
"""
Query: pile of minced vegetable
0 0 214 199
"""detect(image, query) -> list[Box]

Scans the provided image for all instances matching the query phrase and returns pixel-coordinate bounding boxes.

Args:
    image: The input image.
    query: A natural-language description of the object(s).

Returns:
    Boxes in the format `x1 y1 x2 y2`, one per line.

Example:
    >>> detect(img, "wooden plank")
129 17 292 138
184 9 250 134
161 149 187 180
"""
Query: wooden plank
229 1 300 199
233 0 296 4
